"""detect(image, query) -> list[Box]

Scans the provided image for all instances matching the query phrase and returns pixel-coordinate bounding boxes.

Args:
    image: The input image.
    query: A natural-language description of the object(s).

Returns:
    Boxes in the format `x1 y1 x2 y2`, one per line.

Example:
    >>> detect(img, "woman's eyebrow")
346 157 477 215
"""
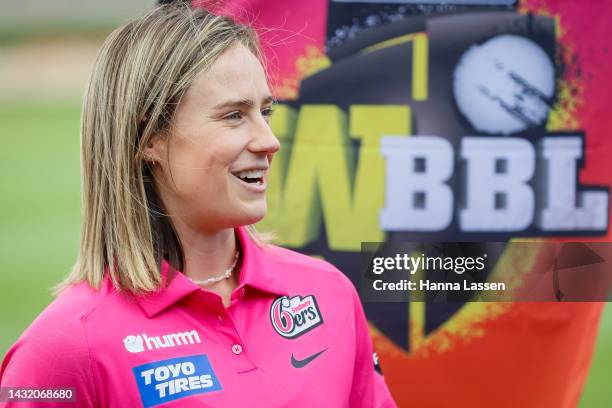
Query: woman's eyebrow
212 95 276 111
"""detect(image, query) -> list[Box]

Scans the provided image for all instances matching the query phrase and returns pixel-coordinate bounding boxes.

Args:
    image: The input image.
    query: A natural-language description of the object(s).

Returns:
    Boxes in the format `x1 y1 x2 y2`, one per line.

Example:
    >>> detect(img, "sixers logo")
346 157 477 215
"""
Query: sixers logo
270 295 323 339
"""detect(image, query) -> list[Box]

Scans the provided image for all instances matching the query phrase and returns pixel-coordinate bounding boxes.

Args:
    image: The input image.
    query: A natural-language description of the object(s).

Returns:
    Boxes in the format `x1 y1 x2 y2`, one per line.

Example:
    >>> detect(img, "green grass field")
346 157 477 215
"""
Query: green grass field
0 101 610 406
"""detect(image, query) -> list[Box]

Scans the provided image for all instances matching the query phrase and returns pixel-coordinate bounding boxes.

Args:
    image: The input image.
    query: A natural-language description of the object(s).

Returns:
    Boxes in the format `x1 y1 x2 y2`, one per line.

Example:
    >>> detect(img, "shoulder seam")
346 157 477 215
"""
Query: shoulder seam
77 288 120 406
81 290 120 321
80 315 101 406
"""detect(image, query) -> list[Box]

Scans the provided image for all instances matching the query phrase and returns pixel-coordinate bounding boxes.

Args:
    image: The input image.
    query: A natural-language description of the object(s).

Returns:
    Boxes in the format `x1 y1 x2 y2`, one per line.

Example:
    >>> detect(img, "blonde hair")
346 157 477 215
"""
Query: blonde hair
55 3 272 295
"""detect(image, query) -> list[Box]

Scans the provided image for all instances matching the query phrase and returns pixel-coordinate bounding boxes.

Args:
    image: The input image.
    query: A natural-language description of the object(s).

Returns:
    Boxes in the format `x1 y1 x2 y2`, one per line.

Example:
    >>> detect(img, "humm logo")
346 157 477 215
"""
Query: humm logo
123 330 201 353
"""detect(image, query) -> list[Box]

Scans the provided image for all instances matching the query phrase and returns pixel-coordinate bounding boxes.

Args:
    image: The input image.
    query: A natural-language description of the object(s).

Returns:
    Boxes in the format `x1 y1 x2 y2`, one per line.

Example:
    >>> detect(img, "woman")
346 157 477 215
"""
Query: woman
0 3 397 407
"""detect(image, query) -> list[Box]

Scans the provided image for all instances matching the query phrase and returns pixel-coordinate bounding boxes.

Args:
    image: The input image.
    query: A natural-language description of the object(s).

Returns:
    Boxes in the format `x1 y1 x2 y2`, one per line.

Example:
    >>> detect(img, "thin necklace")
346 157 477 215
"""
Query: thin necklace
188 250 240 286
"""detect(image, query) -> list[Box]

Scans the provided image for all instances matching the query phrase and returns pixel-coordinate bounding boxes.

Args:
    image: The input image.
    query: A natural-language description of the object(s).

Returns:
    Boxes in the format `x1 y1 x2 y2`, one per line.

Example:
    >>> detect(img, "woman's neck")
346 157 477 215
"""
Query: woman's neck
172 220 239 284
172 222 241 308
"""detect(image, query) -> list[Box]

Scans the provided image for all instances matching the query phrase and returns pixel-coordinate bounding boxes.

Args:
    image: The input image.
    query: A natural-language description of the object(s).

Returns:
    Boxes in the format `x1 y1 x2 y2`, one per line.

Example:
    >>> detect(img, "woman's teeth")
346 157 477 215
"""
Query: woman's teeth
236 169 264 179
234 169 264 183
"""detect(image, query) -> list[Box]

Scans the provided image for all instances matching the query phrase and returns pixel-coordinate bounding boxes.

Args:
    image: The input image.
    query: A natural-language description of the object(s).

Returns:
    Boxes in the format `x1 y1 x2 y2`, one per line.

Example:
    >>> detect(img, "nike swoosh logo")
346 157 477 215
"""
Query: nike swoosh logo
291 348 327 368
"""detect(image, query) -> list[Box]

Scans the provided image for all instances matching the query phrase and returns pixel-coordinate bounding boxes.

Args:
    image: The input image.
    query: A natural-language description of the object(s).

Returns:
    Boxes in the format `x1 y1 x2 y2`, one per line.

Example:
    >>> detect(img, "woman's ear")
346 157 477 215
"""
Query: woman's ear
143 133 167 166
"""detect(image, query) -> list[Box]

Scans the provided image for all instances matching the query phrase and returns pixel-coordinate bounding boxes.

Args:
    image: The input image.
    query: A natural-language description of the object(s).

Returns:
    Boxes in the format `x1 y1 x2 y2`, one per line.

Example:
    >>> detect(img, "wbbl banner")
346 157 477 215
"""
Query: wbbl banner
192 1 610 406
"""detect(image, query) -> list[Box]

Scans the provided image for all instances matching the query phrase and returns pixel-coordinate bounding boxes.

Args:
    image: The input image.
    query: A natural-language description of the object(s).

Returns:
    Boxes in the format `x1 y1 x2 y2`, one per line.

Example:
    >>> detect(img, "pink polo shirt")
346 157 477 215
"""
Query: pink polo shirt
0 226 397 407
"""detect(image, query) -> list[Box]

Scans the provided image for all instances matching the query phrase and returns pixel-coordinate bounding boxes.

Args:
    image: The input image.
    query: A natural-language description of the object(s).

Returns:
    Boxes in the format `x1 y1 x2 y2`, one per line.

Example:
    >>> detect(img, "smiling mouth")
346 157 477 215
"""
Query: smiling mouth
232 169 265 185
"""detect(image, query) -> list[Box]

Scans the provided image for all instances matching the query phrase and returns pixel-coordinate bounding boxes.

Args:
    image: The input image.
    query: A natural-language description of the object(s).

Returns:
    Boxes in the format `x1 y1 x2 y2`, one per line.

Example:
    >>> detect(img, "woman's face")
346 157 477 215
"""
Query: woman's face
146 42 280 233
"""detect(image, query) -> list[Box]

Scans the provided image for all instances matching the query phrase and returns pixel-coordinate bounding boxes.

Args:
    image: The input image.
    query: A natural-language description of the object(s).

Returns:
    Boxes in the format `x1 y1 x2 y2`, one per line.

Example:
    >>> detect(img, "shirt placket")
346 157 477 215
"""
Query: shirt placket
196 289 257 374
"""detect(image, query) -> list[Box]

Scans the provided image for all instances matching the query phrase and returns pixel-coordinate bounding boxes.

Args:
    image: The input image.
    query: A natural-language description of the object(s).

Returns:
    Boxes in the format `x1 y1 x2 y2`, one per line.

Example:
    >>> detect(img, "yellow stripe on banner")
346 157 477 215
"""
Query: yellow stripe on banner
409 301 425 351
362 33 420 54
409 250 426 351
412 33 428 101
360 32 429 101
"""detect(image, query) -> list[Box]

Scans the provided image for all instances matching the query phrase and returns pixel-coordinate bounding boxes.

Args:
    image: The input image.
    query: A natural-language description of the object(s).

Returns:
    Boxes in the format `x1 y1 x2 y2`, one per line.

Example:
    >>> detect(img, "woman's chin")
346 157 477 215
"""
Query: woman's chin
233 202 267 226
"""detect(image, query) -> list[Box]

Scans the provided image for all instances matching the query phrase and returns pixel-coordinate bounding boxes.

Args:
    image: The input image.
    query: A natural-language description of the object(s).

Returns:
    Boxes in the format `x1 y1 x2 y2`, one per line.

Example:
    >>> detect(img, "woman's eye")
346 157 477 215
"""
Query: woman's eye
262 107 275 121
223 107 275 122
224 111 243 121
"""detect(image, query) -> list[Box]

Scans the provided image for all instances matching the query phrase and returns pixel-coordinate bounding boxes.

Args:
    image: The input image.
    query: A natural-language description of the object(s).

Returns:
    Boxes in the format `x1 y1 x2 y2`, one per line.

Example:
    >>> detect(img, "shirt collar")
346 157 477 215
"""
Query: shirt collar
235 225 287 297
133 225 287 318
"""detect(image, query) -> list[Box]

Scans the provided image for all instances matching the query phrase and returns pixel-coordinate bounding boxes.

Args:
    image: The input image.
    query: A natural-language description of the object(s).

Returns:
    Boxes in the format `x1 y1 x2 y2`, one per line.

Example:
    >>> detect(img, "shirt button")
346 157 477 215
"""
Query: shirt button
231 344 243 355
217 315 224 322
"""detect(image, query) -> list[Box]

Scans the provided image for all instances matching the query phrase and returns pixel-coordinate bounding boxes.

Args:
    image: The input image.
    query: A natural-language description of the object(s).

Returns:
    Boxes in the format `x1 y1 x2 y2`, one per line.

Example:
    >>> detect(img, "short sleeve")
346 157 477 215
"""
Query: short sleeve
0 320 98 407
346 277 398 408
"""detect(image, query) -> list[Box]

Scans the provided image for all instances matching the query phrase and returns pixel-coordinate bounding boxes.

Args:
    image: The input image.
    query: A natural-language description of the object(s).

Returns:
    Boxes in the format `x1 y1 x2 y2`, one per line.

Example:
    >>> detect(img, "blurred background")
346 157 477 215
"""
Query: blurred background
0 1 609 406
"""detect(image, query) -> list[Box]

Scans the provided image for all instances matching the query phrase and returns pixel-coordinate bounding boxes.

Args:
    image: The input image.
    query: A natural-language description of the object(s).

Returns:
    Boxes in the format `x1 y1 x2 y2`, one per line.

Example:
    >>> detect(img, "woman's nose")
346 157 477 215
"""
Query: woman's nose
249 119 281 154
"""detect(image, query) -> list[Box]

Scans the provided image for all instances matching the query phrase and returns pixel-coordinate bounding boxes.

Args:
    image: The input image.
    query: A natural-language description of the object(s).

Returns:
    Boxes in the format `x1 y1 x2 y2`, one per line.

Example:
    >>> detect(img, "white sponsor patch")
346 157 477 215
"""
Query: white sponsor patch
270 295 323 339
123 330 201 353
